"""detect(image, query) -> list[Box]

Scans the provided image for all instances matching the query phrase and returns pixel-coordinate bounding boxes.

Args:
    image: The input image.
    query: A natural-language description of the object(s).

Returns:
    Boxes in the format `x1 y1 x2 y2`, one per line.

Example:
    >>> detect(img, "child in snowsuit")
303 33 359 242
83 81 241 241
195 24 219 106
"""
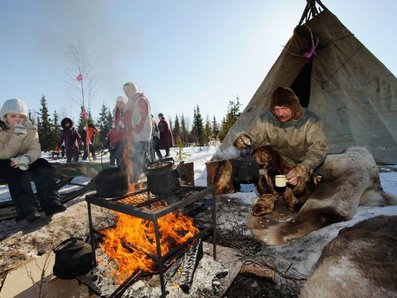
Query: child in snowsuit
58 117 81 163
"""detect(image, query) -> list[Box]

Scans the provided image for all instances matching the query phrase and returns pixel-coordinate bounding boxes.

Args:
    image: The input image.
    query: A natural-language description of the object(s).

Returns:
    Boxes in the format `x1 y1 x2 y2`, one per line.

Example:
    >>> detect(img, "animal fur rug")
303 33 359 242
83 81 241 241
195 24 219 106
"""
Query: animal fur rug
247 147 396 245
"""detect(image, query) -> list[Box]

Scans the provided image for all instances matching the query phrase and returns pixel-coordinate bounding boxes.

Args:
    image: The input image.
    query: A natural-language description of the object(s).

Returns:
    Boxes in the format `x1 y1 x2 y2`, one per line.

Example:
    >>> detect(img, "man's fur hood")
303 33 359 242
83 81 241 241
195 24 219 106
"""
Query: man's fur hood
269 87 303 121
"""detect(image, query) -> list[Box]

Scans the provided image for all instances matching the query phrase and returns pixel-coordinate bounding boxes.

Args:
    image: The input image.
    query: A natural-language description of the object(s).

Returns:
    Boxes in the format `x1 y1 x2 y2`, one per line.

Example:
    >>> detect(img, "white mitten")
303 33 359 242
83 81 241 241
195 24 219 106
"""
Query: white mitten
11 155 31 171
13 123 27 137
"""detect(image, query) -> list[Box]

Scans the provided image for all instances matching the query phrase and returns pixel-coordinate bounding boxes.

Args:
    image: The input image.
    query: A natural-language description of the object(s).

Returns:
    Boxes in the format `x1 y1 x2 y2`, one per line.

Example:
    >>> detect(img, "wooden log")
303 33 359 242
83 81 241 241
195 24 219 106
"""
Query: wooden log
240 263 276 282
205 160 235 194
181 162 194 186
178 239 203 293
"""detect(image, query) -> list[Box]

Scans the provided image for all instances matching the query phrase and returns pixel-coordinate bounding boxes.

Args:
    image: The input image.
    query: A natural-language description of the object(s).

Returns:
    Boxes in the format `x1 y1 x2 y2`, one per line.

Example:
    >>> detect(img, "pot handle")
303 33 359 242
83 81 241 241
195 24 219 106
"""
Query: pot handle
53 237 85 253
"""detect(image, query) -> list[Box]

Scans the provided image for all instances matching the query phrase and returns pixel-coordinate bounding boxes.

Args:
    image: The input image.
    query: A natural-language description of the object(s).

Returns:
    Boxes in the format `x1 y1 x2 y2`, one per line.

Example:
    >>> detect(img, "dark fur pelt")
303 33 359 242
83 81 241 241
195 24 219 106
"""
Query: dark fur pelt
300 215 397 298
252 146 315 216
248 147 397 245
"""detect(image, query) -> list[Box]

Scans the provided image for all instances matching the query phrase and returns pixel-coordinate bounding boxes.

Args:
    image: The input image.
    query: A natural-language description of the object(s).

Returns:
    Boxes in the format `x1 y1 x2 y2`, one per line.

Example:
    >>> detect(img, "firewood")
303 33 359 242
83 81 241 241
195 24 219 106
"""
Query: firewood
178 239 203 293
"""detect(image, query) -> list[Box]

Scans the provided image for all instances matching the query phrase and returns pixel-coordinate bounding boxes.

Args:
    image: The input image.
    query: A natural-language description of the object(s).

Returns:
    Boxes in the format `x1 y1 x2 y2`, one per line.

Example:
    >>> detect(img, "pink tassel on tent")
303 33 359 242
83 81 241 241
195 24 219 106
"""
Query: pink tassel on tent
304 44 317 59
76 73 83 81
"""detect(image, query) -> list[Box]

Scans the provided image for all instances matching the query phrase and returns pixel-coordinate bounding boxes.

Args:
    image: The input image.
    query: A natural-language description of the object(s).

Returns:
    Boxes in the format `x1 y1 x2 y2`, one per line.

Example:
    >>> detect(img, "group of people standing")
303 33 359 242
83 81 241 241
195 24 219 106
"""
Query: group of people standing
57 118 99 164
0 81 175 222
107 82 174 182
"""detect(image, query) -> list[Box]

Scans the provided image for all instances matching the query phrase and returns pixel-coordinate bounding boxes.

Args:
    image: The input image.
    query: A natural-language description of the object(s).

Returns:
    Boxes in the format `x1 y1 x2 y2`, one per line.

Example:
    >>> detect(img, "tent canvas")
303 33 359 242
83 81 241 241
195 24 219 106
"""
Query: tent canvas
213 4 397 164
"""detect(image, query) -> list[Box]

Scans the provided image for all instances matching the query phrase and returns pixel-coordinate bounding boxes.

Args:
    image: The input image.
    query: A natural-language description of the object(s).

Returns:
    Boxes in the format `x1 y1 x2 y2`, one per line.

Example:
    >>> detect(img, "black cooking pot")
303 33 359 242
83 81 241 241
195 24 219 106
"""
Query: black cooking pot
146 158 180 195
93 167 129 197
233 156 260 183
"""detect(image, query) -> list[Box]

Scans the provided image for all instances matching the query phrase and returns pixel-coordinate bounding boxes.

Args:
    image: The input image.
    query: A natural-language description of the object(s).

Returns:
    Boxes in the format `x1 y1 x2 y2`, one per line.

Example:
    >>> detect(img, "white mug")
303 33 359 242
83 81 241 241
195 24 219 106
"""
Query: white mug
275 175 287 187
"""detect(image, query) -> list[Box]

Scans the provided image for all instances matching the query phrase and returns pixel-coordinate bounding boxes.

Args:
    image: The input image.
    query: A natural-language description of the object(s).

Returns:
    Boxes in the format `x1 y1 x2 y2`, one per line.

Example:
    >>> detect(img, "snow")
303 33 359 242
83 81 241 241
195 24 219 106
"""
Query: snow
1 145 397 296
1 145 397 202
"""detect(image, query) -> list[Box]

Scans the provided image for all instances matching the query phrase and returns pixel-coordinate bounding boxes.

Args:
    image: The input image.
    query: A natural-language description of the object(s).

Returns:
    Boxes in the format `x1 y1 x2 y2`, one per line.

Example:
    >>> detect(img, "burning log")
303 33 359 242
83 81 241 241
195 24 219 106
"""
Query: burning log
178 238 204 293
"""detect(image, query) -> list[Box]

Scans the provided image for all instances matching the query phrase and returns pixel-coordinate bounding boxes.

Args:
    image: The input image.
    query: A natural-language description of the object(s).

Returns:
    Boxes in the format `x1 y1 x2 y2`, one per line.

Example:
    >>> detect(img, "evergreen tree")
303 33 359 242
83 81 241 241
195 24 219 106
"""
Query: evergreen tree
37 95 53 151
97 103 111 147
190 105 204 146
77 106 86 132
212 116 219 140
203 115 212 145
180 114 189 146
218 96 242 142
172 115 182 145
28 111 35 125
52 110 60 148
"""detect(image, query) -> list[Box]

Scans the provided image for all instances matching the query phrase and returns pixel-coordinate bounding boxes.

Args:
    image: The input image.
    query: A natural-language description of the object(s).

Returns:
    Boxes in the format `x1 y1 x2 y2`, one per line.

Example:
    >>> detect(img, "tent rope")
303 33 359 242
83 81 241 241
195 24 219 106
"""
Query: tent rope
282 24 319 60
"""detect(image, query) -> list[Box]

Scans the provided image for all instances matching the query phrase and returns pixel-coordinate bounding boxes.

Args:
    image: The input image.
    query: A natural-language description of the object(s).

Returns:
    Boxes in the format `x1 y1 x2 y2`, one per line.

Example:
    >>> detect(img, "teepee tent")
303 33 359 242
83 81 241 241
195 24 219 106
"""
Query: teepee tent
213 0 397 164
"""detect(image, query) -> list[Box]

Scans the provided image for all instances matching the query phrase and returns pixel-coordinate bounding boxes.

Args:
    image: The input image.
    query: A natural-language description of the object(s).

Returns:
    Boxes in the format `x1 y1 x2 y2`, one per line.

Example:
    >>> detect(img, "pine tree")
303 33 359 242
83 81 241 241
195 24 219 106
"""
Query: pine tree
52 110 60 148
97 103 111 147
180 115 189 146
212 116 219 140
191 105 204 146
203 116 212 145
28 111 35 125
37 95 53 151
218 96 242 142
77 106 86 132
173 115 182 145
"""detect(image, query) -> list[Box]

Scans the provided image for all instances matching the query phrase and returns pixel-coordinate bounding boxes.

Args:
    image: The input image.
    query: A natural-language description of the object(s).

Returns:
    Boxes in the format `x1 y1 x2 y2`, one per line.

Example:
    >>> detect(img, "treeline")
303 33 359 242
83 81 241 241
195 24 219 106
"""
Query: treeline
31 95 242 152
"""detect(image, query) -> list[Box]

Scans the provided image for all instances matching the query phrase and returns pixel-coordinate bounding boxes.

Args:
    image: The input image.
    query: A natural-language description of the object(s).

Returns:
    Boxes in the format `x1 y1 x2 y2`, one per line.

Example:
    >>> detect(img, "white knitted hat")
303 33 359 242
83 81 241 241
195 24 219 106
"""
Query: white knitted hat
0 98 29 121
115 96 127 104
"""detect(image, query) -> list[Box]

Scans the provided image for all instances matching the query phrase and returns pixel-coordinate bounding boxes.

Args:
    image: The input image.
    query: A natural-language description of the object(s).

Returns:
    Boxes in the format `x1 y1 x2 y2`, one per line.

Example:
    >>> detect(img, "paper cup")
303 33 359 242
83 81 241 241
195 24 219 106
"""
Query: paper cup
19 163 29 171
275 175 287 187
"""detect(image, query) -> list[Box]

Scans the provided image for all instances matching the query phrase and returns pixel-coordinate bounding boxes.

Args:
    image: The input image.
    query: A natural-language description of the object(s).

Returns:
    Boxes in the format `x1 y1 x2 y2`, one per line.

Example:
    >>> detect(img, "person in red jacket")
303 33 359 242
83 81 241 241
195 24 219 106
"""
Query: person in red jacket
82 120 99 160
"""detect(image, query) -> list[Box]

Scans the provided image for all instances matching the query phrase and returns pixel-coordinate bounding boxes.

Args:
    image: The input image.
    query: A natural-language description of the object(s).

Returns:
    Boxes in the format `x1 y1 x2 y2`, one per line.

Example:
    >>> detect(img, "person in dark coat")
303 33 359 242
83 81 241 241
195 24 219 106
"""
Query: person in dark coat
158 113 174 157
58 118 81 163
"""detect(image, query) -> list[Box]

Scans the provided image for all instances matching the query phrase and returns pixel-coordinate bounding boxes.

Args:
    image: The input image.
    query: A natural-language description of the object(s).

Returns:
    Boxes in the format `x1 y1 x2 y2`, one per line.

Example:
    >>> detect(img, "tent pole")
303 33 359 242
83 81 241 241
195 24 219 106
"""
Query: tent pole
298 0 328 26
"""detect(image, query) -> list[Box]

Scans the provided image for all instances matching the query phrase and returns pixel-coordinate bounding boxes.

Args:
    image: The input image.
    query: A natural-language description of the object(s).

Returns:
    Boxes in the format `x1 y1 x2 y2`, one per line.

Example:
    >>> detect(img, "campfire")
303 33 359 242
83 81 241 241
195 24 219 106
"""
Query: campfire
100 205 199 283
84 175 217 297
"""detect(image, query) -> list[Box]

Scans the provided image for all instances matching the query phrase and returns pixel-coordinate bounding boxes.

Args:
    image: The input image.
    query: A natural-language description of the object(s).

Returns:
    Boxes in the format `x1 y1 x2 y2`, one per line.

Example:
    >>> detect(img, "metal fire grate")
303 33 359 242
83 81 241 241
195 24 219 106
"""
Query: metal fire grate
85 185 217 298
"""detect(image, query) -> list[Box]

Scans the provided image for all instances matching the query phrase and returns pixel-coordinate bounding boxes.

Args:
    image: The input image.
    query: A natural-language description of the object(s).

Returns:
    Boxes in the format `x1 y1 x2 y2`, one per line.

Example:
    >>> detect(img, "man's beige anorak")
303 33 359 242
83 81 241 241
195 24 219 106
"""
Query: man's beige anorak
243 109 328 173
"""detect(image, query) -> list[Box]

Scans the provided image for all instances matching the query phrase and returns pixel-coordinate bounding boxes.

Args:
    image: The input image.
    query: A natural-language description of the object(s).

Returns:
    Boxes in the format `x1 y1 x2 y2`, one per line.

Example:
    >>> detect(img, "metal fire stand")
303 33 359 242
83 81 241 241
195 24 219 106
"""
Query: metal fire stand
85 185 217 297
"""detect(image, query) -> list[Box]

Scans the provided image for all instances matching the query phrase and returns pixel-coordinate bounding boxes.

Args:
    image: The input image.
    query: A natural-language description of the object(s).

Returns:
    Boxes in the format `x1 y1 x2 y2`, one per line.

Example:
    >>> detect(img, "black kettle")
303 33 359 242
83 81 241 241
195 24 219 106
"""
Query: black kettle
53 237 94 279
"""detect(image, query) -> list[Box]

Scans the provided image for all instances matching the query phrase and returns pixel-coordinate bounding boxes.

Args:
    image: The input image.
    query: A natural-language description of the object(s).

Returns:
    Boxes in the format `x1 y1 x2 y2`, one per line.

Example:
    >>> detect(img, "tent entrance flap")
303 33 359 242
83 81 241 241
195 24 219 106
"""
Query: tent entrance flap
291 62 312 108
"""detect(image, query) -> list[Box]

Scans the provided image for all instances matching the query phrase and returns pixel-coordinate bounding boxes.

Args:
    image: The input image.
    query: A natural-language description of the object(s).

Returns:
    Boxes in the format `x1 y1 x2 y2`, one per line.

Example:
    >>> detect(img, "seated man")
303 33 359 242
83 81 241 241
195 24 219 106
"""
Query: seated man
234 87 328 215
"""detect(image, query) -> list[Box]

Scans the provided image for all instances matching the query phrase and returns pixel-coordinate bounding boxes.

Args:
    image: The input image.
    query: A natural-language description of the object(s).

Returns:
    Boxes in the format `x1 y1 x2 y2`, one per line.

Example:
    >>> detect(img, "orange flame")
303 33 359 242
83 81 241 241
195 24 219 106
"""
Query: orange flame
100 207 198 283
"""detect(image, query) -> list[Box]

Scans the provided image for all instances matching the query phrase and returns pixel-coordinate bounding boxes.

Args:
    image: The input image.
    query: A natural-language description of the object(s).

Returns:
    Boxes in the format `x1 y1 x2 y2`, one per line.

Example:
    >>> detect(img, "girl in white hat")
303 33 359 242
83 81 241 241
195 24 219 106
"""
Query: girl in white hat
0 98 66 222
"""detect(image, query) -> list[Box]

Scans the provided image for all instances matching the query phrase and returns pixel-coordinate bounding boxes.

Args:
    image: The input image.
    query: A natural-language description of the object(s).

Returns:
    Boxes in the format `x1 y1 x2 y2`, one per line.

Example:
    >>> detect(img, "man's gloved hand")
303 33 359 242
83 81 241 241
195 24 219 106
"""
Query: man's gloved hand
13 123 27 137
286 164 309 186
10 155 31 171
233 134 252 149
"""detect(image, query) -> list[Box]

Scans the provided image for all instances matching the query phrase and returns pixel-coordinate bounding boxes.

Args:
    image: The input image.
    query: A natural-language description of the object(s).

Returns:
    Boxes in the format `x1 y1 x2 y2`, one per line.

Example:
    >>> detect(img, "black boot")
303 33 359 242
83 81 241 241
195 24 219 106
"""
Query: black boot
26 210 41 222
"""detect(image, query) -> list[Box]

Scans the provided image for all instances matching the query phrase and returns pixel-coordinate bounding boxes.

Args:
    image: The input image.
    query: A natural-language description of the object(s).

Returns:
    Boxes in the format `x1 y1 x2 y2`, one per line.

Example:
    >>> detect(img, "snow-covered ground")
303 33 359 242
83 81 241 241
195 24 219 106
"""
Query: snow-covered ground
1 145 397 202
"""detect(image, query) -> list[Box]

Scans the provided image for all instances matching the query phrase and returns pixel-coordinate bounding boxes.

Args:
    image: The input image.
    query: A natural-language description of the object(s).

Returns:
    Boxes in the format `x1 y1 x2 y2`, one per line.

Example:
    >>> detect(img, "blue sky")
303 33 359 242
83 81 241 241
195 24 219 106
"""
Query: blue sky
1 0 396 127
